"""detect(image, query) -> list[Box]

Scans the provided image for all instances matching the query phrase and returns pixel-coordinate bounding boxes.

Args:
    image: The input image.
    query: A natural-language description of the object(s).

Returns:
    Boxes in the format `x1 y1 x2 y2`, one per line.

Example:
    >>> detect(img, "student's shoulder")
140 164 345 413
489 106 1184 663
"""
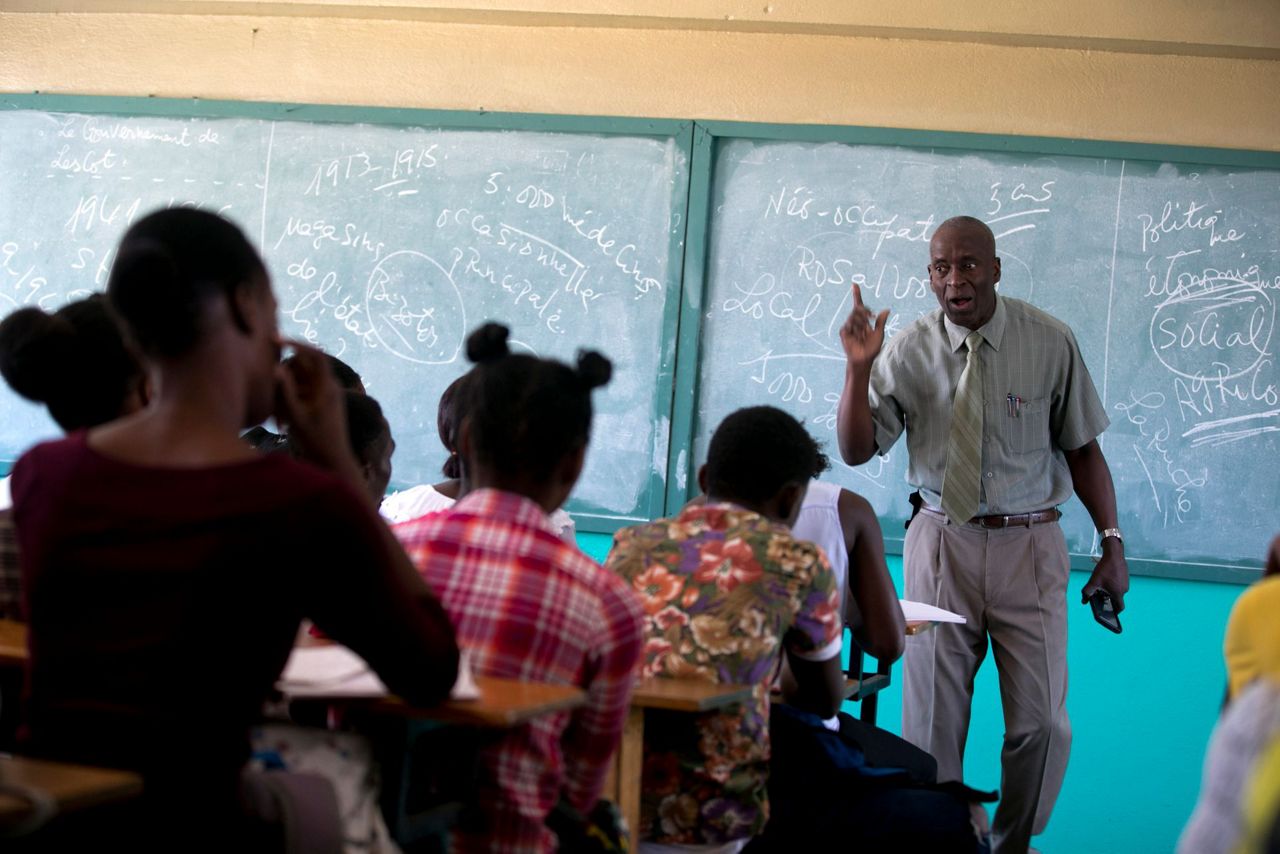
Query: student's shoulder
588 552 645 617
11 433 92 498
834 487 876 525
256 455 371 517
607 516 673 554
381 483 452 524
14 431 84 467
1230 576 1280 626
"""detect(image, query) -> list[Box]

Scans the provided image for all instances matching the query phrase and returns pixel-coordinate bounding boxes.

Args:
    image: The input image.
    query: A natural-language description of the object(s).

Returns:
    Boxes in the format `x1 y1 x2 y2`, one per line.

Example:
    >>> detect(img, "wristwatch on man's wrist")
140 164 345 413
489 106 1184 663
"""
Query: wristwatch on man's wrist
1100 527 1123 545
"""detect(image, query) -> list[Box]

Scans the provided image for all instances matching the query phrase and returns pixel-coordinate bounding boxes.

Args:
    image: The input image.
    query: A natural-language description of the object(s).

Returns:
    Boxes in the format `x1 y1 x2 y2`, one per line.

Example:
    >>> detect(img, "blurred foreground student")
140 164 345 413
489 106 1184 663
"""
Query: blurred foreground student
381 371 576 540
0 294 148 619
11 208 458 849
395 322 643 853
1178 536 1280 854
1179 678 1280 854
1224 535 1280 700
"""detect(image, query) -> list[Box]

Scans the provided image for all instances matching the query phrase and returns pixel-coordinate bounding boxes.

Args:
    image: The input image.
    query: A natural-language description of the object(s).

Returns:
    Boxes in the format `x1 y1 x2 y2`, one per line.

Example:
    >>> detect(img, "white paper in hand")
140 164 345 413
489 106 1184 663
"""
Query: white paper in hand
900 599 967 624
279 644 481 701
278 646 388 698
450 649 480 701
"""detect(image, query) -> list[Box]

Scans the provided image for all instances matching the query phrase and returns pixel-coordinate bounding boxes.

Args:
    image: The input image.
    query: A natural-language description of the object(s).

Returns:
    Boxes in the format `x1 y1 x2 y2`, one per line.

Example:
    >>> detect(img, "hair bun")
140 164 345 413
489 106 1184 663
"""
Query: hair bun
466 322 511 364
575 350 612 390
0 306 76 404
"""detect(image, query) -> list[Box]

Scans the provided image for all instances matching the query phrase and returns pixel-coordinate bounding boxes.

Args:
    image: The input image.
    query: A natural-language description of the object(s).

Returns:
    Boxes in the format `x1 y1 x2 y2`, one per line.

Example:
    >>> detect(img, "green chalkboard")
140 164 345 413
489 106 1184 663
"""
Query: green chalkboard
3 95 1277 581
0 96 692 531
686 130 1280 582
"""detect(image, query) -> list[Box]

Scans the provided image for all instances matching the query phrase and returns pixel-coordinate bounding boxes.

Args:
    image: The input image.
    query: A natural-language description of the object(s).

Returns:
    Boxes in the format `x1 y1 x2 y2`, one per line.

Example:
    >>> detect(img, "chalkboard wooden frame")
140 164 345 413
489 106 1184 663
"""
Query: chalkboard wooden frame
2 94 1276 582
0 93 695 534
665 119 1280 584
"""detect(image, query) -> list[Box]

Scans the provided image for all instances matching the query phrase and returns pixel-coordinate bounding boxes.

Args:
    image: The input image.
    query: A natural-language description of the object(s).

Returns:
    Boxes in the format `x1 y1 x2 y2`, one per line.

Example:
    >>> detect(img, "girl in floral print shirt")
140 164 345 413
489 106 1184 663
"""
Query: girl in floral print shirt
606 406 845 852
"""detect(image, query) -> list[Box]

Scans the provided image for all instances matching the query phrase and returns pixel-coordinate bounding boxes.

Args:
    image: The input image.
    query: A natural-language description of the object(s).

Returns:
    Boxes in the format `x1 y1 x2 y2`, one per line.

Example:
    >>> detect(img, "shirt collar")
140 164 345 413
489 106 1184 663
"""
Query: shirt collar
943 294 1007 353
454 488 560 536
676 499 785 533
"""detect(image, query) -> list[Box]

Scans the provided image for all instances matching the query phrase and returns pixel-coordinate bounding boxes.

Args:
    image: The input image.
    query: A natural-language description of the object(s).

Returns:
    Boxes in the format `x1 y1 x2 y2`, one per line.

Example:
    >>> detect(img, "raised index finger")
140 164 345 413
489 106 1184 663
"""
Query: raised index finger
852 282 865 310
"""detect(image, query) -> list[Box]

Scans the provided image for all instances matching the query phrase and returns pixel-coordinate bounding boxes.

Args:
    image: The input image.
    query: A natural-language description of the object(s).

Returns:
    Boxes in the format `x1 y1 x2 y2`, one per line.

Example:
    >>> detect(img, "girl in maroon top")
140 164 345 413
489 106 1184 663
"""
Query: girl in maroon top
10 208 458 850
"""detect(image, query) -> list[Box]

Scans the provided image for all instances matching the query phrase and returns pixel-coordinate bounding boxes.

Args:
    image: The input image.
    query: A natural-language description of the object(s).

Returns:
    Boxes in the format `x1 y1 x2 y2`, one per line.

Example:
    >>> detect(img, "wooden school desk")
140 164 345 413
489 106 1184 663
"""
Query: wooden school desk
613 620 938 843
0 755 142 833
0 619 25 668
367 678 585 727
606 678 754 847
279 646 587 845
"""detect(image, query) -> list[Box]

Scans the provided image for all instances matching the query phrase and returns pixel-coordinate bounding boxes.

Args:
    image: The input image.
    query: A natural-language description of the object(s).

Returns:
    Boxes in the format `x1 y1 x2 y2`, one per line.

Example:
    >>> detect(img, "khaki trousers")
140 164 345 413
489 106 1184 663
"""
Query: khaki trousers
902 510 1071 854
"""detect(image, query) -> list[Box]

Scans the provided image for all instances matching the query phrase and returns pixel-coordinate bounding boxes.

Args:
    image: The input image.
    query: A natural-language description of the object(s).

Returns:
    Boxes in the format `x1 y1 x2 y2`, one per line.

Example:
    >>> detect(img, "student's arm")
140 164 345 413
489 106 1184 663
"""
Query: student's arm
779 547 845 719
303 483 460 708
279 344 459 705
837 284 890 465
558 575 644 812
838 490 905 663
781 652 844 719
1064 439 1130 612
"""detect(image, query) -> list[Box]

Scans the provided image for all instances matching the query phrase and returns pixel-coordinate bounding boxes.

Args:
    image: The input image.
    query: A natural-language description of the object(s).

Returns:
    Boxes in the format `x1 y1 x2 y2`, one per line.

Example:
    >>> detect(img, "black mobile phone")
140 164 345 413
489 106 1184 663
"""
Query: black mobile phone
1089 590 1122 634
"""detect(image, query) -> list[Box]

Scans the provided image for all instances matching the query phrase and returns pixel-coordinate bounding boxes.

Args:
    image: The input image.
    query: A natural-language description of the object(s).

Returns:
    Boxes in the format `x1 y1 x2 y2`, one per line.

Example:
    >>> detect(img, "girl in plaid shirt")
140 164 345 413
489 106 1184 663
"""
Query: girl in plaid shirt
395 323 644 853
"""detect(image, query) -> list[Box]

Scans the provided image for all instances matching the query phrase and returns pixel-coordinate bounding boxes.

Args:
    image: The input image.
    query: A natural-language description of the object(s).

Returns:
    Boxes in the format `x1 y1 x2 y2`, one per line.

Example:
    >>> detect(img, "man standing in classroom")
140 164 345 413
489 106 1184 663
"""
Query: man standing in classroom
835 215 1130 853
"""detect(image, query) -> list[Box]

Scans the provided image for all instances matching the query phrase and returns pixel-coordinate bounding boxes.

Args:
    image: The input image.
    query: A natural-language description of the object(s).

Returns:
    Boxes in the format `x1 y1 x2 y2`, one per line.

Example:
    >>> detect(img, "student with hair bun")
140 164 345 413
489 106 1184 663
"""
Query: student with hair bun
9 207 458 850
0 294 147 617
0 294 146 439
380 371 577 539
395 322 644 854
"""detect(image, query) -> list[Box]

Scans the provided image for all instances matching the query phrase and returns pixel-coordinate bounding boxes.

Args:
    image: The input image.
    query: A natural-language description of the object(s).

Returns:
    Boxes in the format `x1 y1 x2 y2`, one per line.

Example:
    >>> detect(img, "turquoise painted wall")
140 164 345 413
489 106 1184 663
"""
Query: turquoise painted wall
578 532 1244 854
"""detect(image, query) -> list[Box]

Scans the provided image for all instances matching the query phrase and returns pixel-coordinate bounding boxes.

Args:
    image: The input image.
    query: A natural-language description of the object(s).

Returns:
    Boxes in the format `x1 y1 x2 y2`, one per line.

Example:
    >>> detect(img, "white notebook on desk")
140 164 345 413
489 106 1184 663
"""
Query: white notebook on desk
899 599 967 624
278 645 479 700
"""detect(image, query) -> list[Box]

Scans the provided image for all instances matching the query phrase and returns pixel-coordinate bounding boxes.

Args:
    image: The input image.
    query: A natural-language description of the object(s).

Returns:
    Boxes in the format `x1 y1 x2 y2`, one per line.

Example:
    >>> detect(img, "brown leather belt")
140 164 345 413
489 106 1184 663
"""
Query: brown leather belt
920 505 1061 528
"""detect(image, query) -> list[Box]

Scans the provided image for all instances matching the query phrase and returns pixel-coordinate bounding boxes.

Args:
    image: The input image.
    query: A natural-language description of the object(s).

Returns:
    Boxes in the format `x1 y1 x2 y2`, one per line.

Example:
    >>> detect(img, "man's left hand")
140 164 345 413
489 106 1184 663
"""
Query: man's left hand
1081 539 1129 612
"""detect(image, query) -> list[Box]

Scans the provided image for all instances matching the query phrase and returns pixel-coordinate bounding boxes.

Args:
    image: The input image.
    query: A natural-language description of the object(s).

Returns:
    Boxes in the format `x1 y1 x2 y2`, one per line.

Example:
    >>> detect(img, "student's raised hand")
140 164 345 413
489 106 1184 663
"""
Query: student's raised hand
275 339 359 479
839 284 890 369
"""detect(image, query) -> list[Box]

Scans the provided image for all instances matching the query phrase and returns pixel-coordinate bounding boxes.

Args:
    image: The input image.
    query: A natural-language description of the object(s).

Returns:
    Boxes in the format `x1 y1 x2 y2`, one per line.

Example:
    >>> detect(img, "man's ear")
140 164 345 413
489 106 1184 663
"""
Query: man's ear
772 481 806 526
697 464 709 497
993 256 1002 284
228 280 257 336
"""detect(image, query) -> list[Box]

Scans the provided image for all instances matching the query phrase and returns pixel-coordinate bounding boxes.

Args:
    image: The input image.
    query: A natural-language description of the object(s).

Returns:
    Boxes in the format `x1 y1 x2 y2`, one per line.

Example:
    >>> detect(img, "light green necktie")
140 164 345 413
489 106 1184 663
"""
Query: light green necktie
941 331 985 523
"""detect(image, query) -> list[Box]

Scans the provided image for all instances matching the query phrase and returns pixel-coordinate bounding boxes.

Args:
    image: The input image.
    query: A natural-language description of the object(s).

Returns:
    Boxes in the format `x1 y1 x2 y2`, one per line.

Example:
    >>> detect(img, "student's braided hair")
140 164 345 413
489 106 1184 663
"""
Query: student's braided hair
463 322 611 481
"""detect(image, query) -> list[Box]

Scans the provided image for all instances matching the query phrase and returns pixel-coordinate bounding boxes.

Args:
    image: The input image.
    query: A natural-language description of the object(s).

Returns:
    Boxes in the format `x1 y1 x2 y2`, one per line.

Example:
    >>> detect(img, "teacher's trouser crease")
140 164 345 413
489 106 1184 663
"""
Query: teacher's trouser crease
902 511 1071 854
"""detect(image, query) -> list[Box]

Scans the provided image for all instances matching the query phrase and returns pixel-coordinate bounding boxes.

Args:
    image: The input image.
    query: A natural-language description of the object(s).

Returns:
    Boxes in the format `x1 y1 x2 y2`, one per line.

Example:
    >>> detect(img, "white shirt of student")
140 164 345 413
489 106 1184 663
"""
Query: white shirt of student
380 483 577 543
782 479 850 732
791 479 848 615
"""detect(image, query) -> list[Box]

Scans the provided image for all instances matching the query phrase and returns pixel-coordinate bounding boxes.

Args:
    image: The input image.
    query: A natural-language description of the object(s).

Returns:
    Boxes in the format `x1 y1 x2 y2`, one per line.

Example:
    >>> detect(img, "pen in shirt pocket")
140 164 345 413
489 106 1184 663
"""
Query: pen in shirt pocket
1006 394 1022 418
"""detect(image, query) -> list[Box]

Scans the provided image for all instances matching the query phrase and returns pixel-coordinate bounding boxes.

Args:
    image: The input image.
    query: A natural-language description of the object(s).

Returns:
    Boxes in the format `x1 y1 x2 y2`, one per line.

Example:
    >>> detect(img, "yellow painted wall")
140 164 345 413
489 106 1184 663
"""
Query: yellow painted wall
0 3 1277 150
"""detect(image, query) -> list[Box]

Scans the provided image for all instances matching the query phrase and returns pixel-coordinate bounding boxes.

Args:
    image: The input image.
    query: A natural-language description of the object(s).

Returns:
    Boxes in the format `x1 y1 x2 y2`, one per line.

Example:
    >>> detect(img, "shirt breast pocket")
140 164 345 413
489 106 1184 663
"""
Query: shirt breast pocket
998 396 1050 453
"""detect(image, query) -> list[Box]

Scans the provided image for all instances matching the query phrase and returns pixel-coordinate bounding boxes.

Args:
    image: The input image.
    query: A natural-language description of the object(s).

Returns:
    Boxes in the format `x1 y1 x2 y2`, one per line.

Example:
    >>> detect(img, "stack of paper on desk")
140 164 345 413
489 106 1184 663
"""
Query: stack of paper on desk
278 645 480 700
899 599 967 624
